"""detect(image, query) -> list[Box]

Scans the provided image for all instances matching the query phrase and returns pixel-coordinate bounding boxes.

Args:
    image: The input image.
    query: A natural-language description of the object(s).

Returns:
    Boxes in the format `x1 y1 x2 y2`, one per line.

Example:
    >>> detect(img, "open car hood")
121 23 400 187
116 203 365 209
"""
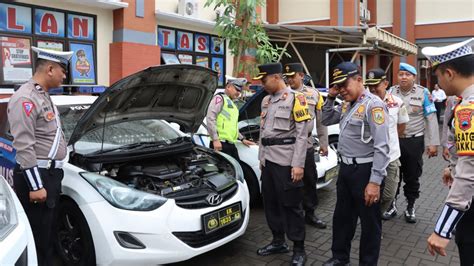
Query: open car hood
68 65 218 145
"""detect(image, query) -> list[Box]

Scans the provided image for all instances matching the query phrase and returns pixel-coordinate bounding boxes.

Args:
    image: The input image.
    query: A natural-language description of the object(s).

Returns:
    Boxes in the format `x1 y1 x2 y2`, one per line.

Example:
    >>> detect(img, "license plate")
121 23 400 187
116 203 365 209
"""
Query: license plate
202 202 242 234
325 166 339 183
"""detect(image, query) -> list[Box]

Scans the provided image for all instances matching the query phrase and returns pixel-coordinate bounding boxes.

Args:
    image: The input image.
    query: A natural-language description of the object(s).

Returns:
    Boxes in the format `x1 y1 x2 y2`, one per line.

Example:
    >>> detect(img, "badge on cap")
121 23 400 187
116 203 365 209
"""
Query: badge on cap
22 102 34 117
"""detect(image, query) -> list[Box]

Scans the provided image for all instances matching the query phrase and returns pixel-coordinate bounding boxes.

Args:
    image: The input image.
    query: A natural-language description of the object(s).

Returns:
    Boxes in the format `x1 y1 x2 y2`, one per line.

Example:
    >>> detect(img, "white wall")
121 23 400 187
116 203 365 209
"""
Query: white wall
156 0 218 21
377 0 393 26
416 0 474 24
278 0 330 23
17 0 114 86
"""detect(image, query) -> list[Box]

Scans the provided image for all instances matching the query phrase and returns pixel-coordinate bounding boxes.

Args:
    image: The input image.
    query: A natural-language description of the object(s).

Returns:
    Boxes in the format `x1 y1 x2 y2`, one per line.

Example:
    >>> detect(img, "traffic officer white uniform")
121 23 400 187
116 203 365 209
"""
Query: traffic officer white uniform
365 68 410 218
388 62 440 223
8 47 72 266
284 63 328 229
254 63 311 266
322 62 390 266
423 38 474 265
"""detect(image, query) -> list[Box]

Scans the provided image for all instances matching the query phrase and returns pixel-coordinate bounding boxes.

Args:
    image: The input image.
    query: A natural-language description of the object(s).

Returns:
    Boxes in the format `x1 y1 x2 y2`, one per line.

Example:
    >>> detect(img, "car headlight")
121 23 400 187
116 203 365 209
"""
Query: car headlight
0 177 18 241
80 172 167 211
218 152 245 183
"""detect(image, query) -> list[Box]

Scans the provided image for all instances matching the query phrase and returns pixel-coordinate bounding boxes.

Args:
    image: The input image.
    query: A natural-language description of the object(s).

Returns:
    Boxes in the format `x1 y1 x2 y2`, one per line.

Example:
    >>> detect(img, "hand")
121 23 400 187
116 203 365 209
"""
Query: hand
364 182 380 206
242 139 256 147
442 147 450 161
319 146 328 156
291 167 304 182
29 188 47 204
442 167 454 187
427 233 450 256
328 86 340 98
212 140 222 151
426 146 438 158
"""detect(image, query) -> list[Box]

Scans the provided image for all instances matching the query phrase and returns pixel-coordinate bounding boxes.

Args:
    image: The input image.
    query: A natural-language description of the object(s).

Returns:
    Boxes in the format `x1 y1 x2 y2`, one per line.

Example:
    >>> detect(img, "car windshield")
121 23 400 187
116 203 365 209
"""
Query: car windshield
58 105 181 154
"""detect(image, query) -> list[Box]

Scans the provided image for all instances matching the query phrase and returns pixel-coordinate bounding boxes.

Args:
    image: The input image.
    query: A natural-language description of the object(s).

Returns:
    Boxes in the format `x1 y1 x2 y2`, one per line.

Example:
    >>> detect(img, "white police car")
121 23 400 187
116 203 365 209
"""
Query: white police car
0 174 37 265
0 65 249 265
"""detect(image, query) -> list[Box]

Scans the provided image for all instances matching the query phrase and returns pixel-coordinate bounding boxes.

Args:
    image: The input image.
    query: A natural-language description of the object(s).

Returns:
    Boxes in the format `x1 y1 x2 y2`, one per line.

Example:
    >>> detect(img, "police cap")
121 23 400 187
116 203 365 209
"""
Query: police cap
331 62 360 85
253 63 282 80
283 63 304 76
364 68 387 86
422 38 474 70
32 46 73 70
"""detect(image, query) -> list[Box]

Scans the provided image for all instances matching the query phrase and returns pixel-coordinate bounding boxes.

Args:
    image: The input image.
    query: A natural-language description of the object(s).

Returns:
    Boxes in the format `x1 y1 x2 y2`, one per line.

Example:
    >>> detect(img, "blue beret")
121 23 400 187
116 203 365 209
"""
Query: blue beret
399 62 417 75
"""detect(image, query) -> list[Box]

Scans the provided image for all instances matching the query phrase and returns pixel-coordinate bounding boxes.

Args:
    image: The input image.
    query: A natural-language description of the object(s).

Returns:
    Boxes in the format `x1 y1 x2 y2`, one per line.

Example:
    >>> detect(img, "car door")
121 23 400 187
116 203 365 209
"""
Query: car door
0 101 15 187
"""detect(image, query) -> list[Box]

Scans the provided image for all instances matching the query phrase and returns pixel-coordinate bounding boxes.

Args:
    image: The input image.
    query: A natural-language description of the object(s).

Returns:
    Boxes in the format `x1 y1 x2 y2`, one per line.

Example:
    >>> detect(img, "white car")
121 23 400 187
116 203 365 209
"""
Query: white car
195 89 340 206
0 65 249 265
0 174 37 265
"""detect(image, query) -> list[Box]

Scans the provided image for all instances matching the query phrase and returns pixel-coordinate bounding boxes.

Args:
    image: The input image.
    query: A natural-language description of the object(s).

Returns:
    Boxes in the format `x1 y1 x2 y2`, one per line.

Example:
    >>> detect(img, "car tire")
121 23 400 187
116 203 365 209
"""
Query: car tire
240 163 261 208
329 135 339 152
55 198 96 266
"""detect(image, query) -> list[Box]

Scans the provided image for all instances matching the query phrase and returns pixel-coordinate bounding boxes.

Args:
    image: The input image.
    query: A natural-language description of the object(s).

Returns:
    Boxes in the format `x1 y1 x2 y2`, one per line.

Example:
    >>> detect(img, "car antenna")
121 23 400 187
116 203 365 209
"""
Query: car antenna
99 97 109 153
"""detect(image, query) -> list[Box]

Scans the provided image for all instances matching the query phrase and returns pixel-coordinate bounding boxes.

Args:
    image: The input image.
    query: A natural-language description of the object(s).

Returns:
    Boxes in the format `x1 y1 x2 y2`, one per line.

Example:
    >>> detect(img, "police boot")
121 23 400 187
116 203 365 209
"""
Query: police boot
322 258 351 266
257 242 289 256
382 200 398 220
405 204 417 223
305 212 327 229
291 251 306 266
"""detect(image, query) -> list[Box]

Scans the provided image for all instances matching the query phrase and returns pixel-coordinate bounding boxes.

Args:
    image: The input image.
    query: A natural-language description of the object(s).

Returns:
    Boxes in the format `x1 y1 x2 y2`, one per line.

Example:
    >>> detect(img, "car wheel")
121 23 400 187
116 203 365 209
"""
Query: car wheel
329 135 338 152
55 199 96 266
240 163 261 208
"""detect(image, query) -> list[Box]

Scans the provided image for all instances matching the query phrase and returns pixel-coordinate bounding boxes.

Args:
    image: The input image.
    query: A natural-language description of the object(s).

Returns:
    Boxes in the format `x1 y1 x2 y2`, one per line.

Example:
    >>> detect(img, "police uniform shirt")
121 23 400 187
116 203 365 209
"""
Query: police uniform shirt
446 85 474 211
292 84 328 149
206 94 244 141
384 93 409 162
7 79 67 169
390 84 440 145
322 91 390 185
259 86 310 168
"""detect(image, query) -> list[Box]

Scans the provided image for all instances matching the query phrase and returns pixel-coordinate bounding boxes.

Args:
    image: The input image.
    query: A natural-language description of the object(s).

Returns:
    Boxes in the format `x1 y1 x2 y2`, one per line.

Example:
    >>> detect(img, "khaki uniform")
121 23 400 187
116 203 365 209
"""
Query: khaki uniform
8 79 67 169
206 94 244 142
259 86 310 246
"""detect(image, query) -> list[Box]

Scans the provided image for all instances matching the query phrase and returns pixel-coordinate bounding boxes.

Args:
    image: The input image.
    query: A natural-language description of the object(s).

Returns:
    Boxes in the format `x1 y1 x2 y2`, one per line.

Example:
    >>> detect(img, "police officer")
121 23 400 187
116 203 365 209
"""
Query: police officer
8 47 72 266
387 62 440 223
322 62 390 266
423 38 474 265
284 63 328 229
364 68 409 218
254 63 310 266
206 77 255 159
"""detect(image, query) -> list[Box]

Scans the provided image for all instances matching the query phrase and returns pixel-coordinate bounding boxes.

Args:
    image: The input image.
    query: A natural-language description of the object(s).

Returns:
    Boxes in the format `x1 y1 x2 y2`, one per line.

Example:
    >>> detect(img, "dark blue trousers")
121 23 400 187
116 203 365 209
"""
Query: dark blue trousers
331 162 382 266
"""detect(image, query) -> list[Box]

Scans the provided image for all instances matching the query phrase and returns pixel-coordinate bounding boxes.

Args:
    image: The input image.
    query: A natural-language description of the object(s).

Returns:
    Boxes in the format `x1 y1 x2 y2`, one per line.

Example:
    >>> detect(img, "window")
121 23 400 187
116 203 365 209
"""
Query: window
0 2 97 87
158 26 226 87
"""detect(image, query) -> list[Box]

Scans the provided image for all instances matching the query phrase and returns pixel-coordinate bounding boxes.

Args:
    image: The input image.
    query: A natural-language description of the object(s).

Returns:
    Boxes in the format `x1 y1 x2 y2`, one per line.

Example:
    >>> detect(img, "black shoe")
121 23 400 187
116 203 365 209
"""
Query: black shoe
382 201 397 220
257 242 290 256
322 258 351 266
305 213 327 229
405 207 417 223
291 251 306 266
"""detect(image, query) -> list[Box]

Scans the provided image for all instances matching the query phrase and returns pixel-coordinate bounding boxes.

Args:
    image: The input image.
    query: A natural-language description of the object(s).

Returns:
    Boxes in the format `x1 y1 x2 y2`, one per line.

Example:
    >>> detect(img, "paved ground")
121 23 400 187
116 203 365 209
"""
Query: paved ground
170 150 461 266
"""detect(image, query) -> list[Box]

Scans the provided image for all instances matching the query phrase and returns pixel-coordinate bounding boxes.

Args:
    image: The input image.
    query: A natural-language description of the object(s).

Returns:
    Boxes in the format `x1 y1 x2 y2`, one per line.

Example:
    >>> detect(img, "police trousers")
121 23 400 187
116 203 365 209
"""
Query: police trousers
210 141 240 161
303 148 319 213
398 136 424 205
455 205 474 266
261 160 305 248
13 164 63 266
332 162 382 266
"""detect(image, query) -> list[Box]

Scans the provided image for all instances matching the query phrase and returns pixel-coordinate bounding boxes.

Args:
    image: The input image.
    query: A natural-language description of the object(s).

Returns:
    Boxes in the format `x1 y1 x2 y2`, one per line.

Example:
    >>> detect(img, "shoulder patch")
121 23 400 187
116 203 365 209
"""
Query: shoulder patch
454 104 474 156
293 93 311 122
371 107 385 125
22 101 35 117
215 95 223 105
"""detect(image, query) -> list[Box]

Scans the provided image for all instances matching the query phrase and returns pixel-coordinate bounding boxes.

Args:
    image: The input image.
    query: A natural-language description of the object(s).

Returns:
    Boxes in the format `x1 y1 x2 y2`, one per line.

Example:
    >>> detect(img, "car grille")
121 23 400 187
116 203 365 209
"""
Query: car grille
174 182 238 209
172 209 246 248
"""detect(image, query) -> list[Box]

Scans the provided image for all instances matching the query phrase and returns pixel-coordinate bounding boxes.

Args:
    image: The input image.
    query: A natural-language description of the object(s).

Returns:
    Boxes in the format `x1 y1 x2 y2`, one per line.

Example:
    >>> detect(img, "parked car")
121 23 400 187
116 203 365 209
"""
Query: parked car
194 89 340 206
0 173 37 265
0 65 249 265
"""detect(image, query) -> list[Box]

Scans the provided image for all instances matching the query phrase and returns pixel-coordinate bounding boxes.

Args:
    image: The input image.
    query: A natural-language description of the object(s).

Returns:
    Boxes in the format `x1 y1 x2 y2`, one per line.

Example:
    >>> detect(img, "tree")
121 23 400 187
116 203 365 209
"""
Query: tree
205 0 287 78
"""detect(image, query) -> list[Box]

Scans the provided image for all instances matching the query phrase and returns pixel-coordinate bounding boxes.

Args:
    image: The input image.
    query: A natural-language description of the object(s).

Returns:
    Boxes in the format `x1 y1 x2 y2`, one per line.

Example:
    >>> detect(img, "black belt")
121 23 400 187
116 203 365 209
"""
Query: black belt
261 137 296 146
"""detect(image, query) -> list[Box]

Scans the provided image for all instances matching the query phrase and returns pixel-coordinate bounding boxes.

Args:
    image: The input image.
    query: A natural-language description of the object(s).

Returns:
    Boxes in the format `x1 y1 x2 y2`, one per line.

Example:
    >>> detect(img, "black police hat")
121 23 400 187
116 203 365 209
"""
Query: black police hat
283 63 304 76
331 62 360 85
364 68 387 86
253 63 282 80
